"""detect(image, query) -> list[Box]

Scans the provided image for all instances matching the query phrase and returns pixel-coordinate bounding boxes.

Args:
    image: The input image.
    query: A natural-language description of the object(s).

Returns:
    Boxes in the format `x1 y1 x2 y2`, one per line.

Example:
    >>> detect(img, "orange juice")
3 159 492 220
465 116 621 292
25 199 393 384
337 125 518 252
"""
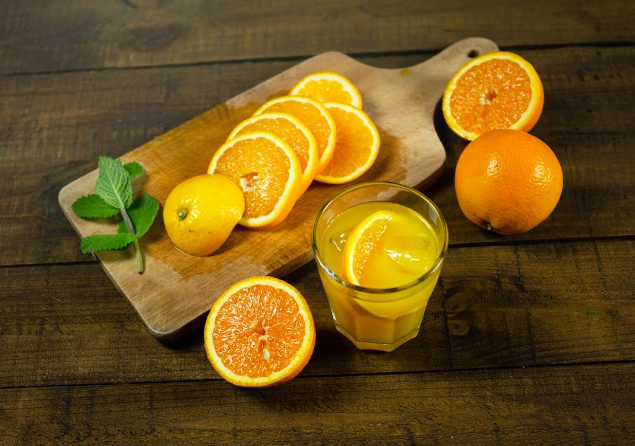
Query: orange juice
313 183 448 351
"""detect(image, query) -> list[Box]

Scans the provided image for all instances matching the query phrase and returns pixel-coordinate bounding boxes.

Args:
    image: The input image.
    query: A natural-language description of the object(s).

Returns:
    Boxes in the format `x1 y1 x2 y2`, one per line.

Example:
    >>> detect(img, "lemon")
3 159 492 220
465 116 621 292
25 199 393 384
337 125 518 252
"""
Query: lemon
163 174 245 256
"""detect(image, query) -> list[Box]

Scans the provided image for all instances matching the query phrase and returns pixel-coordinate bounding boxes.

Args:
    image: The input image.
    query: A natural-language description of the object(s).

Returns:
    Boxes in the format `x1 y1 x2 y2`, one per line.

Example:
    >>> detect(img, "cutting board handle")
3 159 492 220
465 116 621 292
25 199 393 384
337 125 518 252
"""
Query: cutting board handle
410 37 499 77
378 37 499 119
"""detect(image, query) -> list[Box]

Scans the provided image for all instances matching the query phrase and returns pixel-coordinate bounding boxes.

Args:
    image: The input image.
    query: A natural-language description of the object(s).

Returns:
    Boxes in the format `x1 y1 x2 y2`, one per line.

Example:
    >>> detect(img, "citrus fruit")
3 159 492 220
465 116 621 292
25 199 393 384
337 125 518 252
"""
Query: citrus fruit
254 96 336 174
315 102 380 184
442 51 544 140
290 71 363 108
163 174 244 256
227 112 319 195
208 132 301 228
455 129 563 235
204 276 316 387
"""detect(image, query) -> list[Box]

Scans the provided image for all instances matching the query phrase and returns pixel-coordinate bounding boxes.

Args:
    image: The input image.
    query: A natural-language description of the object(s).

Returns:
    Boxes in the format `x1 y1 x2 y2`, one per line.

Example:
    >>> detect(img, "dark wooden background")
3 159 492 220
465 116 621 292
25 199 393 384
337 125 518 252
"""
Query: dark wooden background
1 1 635 444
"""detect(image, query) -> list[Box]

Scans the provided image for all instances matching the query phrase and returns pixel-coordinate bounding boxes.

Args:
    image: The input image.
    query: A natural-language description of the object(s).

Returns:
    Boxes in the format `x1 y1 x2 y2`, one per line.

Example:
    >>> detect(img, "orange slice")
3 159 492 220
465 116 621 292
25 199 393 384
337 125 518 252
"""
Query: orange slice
254 96 336 174
290 71 363 108
316 102 380 184
227 112 319 196
342 210 395 287
208 132 301 228
204 276 316 387
442 51 544 141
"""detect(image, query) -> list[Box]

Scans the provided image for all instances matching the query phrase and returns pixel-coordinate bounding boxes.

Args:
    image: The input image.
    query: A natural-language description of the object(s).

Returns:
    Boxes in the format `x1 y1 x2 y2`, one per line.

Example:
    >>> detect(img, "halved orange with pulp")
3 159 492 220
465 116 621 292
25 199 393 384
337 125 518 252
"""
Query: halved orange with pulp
442 51 544 141
204 276 316 387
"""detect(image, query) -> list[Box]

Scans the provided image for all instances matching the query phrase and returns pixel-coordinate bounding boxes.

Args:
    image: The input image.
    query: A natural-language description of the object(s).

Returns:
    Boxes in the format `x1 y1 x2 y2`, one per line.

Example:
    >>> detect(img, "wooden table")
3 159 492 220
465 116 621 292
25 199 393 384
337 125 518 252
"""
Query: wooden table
1 1 634 444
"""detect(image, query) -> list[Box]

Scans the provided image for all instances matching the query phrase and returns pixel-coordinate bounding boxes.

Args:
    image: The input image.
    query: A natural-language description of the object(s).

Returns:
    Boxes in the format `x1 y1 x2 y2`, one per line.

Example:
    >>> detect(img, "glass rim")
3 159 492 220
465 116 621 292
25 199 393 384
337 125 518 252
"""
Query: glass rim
311 181 449 298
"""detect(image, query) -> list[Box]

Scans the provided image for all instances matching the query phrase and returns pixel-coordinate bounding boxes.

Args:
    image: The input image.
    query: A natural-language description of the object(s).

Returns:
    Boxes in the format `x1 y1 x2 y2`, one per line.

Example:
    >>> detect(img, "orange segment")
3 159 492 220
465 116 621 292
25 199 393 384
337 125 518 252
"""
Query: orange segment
204 276 316 387
227 112 319 195
316 102 380 184
290 71 363 108
442 51 544 140
254 96 336 174
208 132 301 228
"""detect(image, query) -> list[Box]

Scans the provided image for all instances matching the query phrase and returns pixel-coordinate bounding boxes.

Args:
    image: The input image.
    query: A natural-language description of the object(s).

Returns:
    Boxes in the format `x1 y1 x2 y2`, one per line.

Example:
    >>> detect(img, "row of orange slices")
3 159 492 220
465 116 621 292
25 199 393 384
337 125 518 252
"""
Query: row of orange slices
208 71 380 228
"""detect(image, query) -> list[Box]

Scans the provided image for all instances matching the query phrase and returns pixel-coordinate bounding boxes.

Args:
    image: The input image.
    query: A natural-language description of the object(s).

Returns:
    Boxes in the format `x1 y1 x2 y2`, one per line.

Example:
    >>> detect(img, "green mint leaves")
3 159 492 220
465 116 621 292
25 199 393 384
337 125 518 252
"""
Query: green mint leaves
72 157 159 274
81 233 137 253
72 194 119 218
123 161 144 180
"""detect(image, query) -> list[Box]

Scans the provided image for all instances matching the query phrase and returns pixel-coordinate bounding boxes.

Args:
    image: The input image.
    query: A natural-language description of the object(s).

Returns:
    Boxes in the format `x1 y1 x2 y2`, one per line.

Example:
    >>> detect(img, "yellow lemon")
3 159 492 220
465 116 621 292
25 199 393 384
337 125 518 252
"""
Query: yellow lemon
163 174 245 256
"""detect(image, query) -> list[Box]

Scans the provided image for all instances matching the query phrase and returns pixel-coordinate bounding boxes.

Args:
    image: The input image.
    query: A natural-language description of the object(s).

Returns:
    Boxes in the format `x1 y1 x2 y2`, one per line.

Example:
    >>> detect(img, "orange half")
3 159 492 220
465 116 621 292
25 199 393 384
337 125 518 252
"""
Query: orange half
204 276 316 387
316 102 380 184
208 132 301 228
442 51 544 141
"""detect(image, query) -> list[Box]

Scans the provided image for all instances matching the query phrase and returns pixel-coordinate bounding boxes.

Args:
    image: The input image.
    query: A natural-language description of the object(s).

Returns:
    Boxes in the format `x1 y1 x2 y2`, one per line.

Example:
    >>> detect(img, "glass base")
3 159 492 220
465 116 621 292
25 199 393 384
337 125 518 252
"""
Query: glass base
335 324 420 352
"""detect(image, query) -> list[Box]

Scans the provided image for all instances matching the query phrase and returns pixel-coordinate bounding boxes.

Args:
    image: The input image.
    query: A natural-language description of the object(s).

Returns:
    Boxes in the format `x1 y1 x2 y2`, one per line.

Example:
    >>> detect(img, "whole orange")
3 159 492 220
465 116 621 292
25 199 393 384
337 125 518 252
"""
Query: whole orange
163 174 245 256
454 129 563 235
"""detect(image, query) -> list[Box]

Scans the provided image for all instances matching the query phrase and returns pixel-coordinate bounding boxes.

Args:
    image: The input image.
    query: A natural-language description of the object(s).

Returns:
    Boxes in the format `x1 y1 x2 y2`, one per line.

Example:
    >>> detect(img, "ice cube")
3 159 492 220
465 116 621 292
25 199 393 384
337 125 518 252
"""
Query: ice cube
330 232 348 252
383 235 432 274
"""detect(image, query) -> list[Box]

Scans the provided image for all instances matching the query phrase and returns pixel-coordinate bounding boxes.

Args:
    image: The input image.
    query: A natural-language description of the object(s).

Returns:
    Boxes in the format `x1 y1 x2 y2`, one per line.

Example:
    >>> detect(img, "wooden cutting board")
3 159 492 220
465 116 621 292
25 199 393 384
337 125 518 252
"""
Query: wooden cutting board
59 37 498 342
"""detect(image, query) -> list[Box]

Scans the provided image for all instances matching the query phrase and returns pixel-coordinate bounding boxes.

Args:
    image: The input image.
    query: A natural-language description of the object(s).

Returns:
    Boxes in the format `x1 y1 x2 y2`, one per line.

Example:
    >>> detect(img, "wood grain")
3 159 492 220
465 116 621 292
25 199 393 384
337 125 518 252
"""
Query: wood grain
57 38 495 341
1 362 633 445
1 0 634 74
1 239 633 388
2 45 635 267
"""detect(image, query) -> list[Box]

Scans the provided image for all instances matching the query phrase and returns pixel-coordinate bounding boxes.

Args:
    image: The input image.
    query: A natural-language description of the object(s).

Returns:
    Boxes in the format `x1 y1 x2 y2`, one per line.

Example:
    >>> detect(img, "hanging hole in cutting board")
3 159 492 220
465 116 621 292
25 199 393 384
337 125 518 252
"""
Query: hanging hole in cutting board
468 50 479 58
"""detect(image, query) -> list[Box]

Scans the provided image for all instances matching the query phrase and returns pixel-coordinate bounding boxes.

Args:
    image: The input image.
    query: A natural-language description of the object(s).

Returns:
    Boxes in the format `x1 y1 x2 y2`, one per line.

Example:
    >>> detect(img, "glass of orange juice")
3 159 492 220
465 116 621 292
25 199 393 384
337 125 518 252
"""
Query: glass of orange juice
312 182 448 352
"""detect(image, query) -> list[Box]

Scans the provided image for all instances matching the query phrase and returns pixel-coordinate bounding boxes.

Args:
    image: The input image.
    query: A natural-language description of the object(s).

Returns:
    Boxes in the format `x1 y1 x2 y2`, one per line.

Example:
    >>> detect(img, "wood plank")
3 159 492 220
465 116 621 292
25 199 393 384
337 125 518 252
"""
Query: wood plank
1 0 634 75
0 362 634 445
1 239 633 387
1 45 635 266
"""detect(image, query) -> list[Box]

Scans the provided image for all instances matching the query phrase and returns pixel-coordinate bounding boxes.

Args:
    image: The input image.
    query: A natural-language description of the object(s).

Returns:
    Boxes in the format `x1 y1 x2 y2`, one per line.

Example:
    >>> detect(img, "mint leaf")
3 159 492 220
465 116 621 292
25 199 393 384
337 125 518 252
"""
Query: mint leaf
94 156 133 210
80 233 136 253
118 194 160 238
72 194 119 218
124 162 144 180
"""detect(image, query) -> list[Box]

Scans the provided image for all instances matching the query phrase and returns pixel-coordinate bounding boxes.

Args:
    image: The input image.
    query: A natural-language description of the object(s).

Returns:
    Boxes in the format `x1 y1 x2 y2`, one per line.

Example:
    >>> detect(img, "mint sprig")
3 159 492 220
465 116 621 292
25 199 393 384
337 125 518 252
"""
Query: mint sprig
72 157 159 274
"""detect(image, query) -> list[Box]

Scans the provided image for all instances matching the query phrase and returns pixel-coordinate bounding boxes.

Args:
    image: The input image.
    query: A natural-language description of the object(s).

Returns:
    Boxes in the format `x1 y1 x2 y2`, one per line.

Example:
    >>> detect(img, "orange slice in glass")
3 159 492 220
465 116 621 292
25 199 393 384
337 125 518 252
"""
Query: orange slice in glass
316 102 380 184
442 51 544 141
254 96 336 174
342 210 395 287
204 276 316 387
208 132 301 228
227 112 319 196
290 71 363 108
